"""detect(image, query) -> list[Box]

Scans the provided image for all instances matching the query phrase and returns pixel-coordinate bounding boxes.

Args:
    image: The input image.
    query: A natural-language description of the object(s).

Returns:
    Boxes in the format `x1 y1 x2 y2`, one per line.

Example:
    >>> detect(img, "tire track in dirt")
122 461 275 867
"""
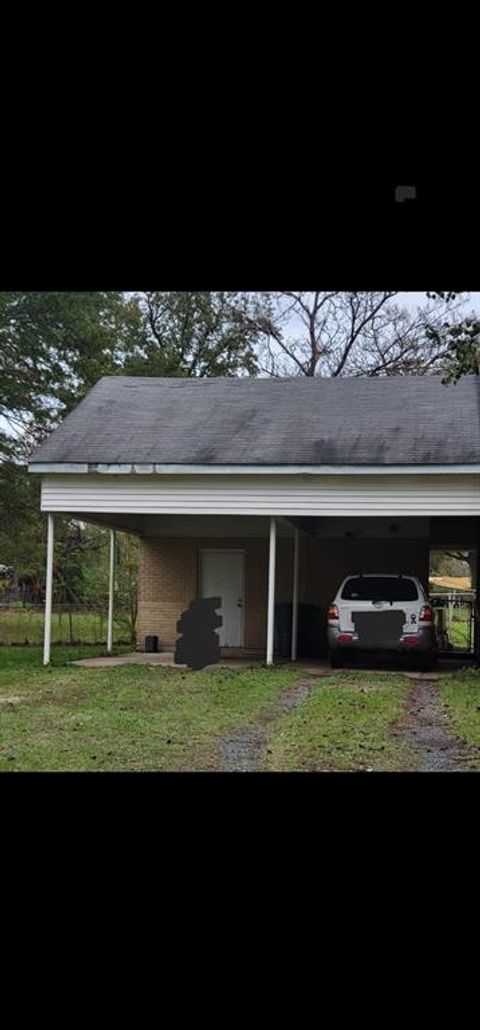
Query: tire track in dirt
221 679 316 772
391 677 474 772
221 671 477 772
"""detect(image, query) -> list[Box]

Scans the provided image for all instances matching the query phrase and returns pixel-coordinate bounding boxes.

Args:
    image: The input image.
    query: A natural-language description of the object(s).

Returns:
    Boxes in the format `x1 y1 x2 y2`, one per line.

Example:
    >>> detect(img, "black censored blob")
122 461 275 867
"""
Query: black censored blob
174 597 223 671
352 610 405 646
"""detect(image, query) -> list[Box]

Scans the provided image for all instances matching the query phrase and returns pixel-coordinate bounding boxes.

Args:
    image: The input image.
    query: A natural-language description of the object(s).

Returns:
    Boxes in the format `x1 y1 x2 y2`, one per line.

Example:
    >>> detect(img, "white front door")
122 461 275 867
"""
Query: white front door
200 549 245 647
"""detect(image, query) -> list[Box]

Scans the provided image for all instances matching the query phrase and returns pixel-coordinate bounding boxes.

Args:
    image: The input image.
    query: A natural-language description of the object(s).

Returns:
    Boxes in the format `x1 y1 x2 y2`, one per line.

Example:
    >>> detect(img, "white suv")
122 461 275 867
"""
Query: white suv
326 573 436 670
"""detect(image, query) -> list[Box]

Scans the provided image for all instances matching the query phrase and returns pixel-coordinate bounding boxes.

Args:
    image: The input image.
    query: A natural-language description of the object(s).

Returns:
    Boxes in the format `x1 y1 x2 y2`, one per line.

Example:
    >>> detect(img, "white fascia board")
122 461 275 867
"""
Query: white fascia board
29 462 480 476
29 463 89 474
147 464 480 476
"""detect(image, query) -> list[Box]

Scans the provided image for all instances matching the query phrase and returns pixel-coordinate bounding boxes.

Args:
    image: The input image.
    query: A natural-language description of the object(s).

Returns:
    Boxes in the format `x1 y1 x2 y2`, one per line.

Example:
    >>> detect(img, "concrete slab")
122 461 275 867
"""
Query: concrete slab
70 652 331 671
70 652 474 679
71 652 180 668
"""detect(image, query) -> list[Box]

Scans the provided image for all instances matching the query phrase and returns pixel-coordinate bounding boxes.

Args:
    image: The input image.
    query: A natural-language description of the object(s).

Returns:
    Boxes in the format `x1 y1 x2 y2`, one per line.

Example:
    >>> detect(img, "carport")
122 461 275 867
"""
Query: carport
28 375 480 666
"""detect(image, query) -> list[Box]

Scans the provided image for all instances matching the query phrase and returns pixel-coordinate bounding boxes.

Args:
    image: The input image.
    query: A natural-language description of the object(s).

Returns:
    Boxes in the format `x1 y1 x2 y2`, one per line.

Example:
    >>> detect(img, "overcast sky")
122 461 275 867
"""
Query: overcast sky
398 291 480 315
280 292 480 342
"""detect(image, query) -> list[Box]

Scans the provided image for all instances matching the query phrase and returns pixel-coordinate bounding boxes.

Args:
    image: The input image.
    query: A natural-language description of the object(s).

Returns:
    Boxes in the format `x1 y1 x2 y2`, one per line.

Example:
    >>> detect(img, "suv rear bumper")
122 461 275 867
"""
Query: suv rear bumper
327 625 436 653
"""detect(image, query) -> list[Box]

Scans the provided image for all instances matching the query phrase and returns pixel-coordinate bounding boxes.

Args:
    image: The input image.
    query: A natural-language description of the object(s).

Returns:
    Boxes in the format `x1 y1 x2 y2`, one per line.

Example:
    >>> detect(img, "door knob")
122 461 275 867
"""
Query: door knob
237 600 243 607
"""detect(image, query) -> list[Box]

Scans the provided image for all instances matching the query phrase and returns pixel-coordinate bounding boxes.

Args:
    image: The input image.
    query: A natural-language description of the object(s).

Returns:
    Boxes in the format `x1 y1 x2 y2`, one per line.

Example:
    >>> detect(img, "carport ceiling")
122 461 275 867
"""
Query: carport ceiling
63 513 480 544
286 516 431 538
67 513 298 537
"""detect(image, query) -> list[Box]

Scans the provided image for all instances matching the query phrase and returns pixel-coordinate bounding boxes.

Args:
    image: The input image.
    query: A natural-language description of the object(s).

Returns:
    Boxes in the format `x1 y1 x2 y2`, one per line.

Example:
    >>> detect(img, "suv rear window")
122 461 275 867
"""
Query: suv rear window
341 577 419 602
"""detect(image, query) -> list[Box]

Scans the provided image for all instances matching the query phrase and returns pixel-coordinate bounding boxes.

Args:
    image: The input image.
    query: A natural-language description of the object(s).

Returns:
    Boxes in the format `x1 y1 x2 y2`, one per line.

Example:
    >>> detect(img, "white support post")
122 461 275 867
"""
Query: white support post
107 529 116 655
266 516 277 665
43 513 54 666
291 527 300 661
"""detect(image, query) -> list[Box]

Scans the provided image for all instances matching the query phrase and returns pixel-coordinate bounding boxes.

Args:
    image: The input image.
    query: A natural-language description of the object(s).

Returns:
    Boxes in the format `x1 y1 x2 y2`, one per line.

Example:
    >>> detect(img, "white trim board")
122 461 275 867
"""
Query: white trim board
29 463 480 476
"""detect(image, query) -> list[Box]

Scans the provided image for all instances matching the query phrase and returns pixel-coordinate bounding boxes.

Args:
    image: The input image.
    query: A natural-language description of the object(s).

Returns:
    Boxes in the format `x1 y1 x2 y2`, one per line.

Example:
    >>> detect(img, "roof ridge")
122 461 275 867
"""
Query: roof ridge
95 372 474 384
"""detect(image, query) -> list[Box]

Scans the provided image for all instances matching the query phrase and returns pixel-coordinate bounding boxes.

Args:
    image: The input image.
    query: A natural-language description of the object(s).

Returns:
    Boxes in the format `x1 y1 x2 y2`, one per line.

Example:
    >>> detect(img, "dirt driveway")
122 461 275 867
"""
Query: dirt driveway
221 678 316 771
390 676 474 771
219 667 475 772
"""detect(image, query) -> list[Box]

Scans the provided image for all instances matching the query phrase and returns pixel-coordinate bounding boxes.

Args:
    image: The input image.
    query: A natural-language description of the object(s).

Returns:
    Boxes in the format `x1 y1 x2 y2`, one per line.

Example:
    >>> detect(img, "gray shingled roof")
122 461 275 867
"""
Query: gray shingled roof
29 374 480 466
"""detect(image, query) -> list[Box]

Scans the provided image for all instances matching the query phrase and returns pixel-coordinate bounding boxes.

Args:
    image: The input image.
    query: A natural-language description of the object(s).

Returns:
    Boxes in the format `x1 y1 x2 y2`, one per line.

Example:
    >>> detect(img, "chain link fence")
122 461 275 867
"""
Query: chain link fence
0 603 134 646
430 593 475 653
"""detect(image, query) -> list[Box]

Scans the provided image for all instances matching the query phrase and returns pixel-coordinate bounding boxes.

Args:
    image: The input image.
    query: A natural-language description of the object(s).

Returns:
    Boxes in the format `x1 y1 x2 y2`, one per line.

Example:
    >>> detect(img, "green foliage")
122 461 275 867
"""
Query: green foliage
0 464 44 590
423 291 480 384
0 291 141 456
79 529 139 642
424 317 480 384
123 292 260 378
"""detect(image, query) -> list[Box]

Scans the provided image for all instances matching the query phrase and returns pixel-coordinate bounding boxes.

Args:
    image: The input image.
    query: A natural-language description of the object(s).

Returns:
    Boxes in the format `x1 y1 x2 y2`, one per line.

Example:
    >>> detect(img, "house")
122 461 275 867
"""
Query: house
28 374 480 665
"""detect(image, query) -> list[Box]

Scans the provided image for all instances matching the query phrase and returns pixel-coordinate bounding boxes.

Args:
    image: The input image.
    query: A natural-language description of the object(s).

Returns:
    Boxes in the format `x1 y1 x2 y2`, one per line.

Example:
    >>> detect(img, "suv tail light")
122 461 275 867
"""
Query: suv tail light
327 603 339 621
419 604 434 622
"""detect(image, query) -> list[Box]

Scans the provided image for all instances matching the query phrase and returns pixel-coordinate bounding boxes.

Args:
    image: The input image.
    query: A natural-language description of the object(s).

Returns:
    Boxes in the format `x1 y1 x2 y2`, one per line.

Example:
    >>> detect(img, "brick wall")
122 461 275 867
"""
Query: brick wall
137 536 296 651
137 534 429 654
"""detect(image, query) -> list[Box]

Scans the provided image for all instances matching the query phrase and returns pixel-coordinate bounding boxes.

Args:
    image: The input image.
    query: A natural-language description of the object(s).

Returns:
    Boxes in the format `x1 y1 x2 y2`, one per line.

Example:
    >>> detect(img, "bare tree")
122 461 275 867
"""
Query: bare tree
238 292 466 377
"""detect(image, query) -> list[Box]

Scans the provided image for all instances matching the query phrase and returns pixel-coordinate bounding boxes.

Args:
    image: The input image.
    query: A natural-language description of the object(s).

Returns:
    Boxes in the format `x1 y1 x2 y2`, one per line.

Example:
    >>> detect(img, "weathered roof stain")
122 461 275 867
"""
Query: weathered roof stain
29 374 480 466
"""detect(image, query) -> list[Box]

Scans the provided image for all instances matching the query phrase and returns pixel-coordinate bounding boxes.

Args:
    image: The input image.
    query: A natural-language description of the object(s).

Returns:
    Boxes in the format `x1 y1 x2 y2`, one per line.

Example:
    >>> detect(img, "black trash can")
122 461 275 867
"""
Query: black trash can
144 634 159 653
297 604 322 658
274 603 323 659
274 602 292 657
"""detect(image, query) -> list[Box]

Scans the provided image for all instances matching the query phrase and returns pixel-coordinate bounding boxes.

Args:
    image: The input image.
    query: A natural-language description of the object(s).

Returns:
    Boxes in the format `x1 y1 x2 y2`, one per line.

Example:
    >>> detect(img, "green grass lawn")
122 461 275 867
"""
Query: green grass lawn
0 647 421 772
439 666 480 757
0 647 301 772
265 671 414 772
448 621 469 648
0 607 130 645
